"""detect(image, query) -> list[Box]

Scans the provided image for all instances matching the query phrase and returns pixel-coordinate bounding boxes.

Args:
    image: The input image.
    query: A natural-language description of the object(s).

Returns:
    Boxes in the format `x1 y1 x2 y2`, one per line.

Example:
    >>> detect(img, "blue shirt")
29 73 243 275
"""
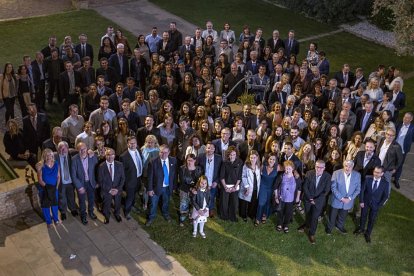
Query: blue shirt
145 34 161 53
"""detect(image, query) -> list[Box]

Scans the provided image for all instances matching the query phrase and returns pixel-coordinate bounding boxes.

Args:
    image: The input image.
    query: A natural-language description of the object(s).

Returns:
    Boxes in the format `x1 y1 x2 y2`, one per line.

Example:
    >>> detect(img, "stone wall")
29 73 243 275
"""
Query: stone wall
0 183 39 221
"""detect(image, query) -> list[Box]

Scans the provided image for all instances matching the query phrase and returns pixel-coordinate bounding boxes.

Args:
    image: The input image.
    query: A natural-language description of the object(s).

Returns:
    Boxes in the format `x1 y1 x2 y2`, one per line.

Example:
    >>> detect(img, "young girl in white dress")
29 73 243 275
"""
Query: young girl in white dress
191 176 210 238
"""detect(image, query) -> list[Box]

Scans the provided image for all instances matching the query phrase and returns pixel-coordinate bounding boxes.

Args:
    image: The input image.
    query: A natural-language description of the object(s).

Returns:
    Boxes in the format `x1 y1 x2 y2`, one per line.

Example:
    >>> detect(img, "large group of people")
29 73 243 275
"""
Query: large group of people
1 19 413 244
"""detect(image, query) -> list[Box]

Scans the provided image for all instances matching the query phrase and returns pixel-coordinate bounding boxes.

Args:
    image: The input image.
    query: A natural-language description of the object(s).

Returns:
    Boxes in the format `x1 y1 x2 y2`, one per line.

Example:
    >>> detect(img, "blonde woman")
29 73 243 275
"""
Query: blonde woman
36 148 60 227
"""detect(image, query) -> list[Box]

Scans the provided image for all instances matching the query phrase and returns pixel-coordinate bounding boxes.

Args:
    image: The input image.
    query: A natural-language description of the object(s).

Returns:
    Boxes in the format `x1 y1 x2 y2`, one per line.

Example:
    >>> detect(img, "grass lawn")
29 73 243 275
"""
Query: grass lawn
134 190 414 275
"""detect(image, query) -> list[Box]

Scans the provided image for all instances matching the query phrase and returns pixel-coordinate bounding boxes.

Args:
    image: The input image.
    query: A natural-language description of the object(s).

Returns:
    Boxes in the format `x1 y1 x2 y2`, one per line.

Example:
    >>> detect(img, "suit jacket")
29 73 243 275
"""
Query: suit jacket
108 53 130 81
196 153 222 185
179 44 195 59
238 141 261 161
339 122 354 143
119 149 143 189
59 70 82 100
355 110 377 133
71 153 99 189
31 60 46 87
267 37 285 53
283 38 299 56
392 91 406 120
23 113 50 153
334 71 355 89
108 92 127 114
350 76 366 90
318 59 330 76
98 161 125 194
241 114 258 131
330 169 361 210
360 176 389 209
75 43 94 65
156 40 173 60
147 157 177 195
136 127 161 148
78 67 96 92
396 123 414 154
353 151 381 182
302 170 331 209
375 138 403 171
54 152 73 183
129 57 148 86
268 91 287 108
243 60 262 75
42 137 70 152
96 66 119 90
212 139 237 157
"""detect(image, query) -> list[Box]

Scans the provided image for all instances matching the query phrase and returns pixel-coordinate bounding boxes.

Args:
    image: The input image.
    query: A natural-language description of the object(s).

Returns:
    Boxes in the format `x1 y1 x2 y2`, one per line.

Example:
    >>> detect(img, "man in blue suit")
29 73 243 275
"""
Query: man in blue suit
354 166 389 243
395 112 414 188
71 142 99 225
146 144 177 226
326 160 361 234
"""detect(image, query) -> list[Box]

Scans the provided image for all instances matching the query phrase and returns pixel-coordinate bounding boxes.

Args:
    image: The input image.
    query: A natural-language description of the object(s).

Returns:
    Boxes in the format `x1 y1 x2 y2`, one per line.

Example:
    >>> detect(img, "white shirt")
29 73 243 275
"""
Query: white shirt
397 124 409 153
343 172 351 194
161 158 170 187
372 177 381 190
205 155 215 186
220 140 229 157
106 161 114 182
378 141 391 165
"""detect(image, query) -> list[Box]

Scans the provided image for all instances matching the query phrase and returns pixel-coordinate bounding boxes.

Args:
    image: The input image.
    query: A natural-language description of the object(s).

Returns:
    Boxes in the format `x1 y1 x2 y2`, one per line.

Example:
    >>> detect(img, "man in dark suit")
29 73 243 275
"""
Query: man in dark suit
55 141 77 221
179 36 195 59
354 166 389 243
146 144 177 226
395 112 414 187
299 160 331 244
119 136 143 220
334 64 355 89
42 126 70 152
223 63 244 104
78 57 96 94
136 115 161 148
391 80 406 121
75 34 94 66
59 61 82 118
243 51 261 75
267 30 285 53
349 67 366 91
376 128 403 189
157 31 173 61
98 147 125 224
211 95 227 119
355 101 377 133
23 104 50 155
283 30 299 57
45 48 65 104
353 139 382 183
108 43 130 83
96 58 119 91
268 82 287 109
239 104 258 131
196 142 223 217
31 51 46 111
279 142 302 176
238 130 261 161
130 49 149 91
212 127 237 160
338 110 354 145
108 83 127 114
71 142 99 225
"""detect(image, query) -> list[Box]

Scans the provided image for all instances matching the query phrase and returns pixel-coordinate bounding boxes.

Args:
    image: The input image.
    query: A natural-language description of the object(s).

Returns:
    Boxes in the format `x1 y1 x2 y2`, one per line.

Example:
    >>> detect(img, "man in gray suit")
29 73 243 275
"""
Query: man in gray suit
326 160 361 234
71 142 99 225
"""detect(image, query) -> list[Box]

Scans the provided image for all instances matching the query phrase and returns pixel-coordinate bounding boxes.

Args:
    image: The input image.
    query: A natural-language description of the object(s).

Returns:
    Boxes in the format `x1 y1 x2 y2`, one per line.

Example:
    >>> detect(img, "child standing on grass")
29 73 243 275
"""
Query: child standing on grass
191 176 210 238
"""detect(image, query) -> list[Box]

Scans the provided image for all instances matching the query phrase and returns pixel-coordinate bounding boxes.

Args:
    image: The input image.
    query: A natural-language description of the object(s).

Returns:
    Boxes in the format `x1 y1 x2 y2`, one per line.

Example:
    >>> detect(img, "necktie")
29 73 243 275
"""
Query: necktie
163 160 169 186
208 159 212 164
135 151 142 177
289 39 292 50
82 45 86 57
373 180 378 191
343 74 348 85
361 113 369 131
316 175 321 188
31 117 37 130
109 163 113 181
63 156 70 181
118 55 123 75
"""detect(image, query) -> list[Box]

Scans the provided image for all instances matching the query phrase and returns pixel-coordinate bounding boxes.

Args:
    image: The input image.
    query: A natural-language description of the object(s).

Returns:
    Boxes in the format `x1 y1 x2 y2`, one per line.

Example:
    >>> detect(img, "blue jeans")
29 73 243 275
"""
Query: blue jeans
148 187 170 221
209 187 218 210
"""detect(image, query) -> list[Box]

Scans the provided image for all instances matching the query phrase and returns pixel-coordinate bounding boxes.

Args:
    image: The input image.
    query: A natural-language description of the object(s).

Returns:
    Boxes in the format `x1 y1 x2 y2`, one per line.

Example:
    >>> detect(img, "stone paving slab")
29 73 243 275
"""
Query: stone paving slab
0 212 190 276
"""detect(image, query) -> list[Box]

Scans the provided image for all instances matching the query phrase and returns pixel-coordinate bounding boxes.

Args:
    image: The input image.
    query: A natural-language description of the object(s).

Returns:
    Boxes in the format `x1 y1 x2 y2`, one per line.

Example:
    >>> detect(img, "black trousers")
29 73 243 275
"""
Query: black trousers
304 202 324 235
124 178 141 215
102 192 122 219
359 206 380 236
4 96 16 122
239 190 258 219
78 182 95 217
327 207 348 231
48 79 61 104
277 201 294 227
58 183 77 214
219 190 238 221
35 80 46 110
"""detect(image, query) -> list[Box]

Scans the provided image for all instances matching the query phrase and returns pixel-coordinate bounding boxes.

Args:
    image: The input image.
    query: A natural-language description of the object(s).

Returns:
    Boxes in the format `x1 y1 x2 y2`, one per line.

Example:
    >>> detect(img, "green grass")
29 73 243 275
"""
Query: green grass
135 191 414 275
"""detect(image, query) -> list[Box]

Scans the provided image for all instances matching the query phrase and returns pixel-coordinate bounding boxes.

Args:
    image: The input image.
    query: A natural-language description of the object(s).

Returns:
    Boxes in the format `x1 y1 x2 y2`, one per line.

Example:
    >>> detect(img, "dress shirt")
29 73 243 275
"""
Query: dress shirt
343 172 351 194
81 156 89 181
363 153 373 167
128 149 143 177
106 161 114 182
378 141 391 165
205 155 214 186
397 124 409 153
59 154 72 184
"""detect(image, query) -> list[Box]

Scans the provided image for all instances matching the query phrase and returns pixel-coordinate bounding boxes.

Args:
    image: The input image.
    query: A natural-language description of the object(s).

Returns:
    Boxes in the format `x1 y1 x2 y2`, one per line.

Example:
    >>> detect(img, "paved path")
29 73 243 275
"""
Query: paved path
0 211 189 276
92 0 197 38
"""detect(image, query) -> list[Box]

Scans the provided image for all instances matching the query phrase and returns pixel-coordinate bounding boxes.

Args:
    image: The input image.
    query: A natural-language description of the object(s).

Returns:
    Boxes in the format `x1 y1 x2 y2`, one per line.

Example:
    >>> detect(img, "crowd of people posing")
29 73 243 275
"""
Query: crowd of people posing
1 20 413 244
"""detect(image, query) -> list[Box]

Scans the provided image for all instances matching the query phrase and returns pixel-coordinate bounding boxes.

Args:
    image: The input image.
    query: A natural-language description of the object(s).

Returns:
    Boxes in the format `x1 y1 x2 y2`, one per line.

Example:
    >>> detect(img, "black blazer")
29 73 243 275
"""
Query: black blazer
58 70 82 100
75 43 94 65
302 170 331 209
238 141 261 161
23 113 50 154
108 53 130 81
355 110 377 133
130 57 148 85
353 151 381 182
147 157 177 196
136 127 161 148
334 71 355 89
42 137 70 152
108 92 128 114
375 138 403 172
96 66 119 90
179 44 195 59
156 40 173 60
78 67 96 92
267 38 285 53
98 161 125 195
119 150 142 190
31 60 46 87
283 38 299 56
212 139 237 157
360 176 389 209
196 153 223 185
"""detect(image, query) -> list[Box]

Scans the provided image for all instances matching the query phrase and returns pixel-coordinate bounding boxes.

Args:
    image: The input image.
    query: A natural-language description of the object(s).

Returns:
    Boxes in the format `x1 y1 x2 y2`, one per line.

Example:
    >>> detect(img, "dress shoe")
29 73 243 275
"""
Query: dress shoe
325 229 332 235
115 215 122 222
297 224 306 233
89 212 97 220
209 210 215 218
163 216 172 222
353 229 364 235
308 235 316 245
395 180 400 189
61 213 67 221
336 226 347 234
81 216 88 225
71 210 79 217
364 233 371 243
125 213 132 220
145 220 153 227
104 217 110 224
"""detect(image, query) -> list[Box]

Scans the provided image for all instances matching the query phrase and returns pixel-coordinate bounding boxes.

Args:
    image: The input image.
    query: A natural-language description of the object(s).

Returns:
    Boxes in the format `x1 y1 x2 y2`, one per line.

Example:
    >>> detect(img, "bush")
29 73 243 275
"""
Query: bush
369 7 395 31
